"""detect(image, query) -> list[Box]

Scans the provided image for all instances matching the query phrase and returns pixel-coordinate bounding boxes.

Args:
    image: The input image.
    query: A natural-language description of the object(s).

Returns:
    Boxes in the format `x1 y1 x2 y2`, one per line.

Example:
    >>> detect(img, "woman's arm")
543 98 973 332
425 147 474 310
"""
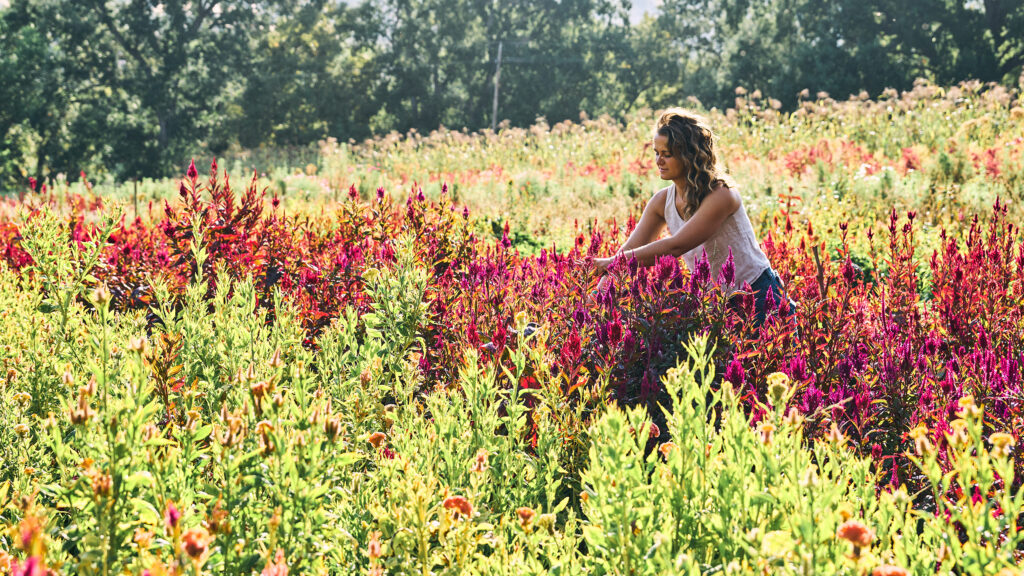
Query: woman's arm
596 186 740 271
615 190 668 254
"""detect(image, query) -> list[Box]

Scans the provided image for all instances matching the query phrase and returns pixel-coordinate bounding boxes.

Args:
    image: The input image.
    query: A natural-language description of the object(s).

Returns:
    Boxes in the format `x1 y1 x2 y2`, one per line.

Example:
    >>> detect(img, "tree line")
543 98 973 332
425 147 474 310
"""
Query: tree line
1 0 1021 186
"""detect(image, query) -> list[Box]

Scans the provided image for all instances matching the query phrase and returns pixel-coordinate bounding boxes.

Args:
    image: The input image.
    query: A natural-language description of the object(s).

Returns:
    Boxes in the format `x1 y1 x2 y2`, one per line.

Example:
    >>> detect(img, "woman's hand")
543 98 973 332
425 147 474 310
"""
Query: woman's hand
592 256 613 274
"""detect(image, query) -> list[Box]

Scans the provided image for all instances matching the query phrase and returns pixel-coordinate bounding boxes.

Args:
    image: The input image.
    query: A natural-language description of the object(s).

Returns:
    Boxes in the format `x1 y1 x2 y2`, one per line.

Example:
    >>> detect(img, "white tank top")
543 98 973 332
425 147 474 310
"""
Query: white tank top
663 183 771 294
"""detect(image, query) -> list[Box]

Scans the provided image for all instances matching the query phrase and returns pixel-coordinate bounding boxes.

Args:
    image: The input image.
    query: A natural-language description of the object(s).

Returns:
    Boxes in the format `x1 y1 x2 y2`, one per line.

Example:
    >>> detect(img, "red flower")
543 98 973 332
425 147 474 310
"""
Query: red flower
261 549 289 576
165 501 181 531
181 527 209 559
837 520 873 548
11 556 44 576
443 495 473 518
186 159 198 181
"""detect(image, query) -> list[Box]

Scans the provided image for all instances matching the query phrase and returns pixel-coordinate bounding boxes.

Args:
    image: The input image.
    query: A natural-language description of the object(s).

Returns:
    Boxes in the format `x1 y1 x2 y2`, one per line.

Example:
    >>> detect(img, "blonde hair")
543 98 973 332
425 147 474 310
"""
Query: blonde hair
654 108 734 218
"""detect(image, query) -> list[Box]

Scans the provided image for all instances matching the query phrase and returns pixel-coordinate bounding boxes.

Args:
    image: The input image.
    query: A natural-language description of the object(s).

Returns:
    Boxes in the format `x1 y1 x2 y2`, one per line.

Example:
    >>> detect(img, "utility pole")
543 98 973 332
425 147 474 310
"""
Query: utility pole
491 40 503 132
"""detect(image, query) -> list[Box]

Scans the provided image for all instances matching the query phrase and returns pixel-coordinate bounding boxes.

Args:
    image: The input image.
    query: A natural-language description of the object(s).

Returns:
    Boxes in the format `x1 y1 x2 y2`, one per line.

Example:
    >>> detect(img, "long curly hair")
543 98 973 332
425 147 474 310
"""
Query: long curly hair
655 108 735 218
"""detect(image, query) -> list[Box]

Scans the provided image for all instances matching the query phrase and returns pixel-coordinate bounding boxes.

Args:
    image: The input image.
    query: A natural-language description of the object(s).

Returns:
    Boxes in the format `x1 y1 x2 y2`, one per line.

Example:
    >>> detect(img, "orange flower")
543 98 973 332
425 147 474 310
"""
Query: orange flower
516 507 536 528
658 442 676 458
368 432 387 449
837 520 874 548
260 548 288 576
470 449 489 473
442 495 473 518
366 531 383 560
181 527 210 560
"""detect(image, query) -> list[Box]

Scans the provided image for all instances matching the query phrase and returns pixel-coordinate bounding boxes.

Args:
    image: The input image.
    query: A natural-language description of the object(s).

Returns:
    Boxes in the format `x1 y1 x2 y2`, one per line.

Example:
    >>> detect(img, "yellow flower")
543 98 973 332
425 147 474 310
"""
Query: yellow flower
945 419 969 448
766 372 790 406
989 432 1015 459
826 422 846 446
758 422 777 445
514 310 528 329
956 395 982 419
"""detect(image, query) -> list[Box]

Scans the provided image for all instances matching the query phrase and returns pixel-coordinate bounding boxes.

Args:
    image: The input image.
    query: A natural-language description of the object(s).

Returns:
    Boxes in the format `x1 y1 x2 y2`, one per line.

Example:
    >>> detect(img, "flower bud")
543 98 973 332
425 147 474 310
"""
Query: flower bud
442 495 473 518
91 472 113 497
366 531 383 560
181 527 210 560
766 372 790 406
91 284 111 307
658 442 676 458
516 507 536 529
368 431 387 449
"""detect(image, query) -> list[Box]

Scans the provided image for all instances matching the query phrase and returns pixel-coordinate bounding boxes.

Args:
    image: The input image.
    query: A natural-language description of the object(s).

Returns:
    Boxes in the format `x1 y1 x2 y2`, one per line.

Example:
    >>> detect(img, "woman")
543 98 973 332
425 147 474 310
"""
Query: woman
592 108 794 326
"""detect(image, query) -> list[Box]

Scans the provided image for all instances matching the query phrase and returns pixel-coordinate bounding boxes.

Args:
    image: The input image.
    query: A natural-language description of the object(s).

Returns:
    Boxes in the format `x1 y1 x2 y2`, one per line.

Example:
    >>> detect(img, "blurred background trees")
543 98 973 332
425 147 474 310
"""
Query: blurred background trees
1 0 1021 186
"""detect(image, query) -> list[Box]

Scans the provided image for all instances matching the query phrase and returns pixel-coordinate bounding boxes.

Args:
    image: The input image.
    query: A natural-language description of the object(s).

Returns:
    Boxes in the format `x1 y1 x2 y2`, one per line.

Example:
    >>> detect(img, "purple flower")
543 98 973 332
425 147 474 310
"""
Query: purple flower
801 385 824 413
724 356 745 386
718 247 735 285
165 501 181 531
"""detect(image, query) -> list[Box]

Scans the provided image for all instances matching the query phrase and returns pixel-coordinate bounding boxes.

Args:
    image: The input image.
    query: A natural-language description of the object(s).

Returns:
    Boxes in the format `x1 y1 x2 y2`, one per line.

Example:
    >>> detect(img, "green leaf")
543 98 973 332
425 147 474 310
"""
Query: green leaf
37 300 59 314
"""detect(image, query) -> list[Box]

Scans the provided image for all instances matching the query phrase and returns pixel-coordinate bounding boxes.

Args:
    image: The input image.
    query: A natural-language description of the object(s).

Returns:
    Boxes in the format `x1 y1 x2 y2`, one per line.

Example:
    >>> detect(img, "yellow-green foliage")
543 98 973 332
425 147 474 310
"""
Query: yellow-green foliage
2 188 1024 574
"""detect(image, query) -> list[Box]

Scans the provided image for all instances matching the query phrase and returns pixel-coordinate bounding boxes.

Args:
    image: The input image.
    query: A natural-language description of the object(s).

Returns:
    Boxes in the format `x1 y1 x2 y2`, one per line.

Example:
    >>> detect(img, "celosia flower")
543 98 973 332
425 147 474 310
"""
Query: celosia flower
766 372 790 406
368 432 387 449
261 549 288 576
535 513 556 533
826 422 845 445
659 442 676 458
945 419 969 448
181 527 210 559
908 425 933 455
989 432 1015 458
957 395 981 419
91 472 112 497
366 531 382 560
133 527 154 550
11 556 44 576
442 495 473 518
758 422 776 445
186 159 198 181
516 507 536 528
837 519 874 548
165 501 181 532
470 449 489 473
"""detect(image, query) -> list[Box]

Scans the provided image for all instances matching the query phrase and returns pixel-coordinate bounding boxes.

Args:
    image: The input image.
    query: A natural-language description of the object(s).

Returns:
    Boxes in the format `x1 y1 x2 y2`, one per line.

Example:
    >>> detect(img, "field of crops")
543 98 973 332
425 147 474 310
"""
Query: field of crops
1 80 1023 574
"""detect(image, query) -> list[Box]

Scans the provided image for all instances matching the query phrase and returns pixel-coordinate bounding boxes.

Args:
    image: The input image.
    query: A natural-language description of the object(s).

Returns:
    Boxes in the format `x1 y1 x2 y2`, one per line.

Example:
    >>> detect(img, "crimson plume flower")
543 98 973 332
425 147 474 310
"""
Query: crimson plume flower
443 495 473 518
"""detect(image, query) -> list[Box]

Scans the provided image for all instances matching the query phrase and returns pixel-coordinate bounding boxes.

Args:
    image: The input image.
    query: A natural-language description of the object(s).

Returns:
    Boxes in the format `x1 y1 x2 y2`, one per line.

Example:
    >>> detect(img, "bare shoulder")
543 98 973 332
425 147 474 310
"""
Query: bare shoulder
647 186 671 219
709 182 742 213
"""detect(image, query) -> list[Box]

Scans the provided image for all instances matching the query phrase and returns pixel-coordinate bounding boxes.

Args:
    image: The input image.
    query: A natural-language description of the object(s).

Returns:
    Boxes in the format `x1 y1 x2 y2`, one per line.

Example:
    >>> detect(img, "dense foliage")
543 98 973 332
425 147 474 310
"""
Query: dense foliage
2 0 1024 186
1 86 1024 573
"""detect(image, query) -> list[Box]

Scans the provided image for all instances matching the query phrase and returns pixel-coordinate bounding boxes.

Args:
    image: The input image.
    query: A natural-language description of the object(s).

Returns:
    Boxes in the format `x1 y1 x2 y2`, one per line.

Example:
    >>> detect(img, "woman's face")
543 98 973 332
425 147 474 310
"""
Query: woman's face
653 134 685 181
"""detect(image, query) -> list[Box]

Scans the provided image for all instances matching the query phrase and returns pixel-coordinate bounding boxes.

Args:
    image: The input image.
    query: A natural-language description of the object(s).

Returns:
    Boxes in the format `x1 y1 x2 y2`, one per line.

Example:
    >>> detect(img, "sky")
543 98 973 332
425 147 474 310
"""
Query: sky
630 0 659 23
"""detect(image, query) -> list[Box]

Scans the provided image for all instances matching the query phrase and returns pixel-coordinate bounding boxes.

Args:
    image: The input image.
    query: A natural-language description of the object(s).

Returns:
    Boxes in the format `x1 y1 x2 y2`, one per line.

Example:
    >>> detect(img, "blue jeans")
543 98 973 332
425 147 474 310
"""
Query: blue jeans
735 268 796 327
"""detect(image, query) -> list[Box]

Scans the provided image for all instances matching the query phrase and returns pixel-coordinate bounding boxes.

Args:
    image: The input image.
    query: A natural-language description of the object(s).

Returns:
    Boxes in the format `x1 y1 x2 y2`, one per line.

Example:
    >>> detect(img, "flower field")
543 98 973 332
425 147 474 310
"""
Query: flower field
1 80 1024 574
